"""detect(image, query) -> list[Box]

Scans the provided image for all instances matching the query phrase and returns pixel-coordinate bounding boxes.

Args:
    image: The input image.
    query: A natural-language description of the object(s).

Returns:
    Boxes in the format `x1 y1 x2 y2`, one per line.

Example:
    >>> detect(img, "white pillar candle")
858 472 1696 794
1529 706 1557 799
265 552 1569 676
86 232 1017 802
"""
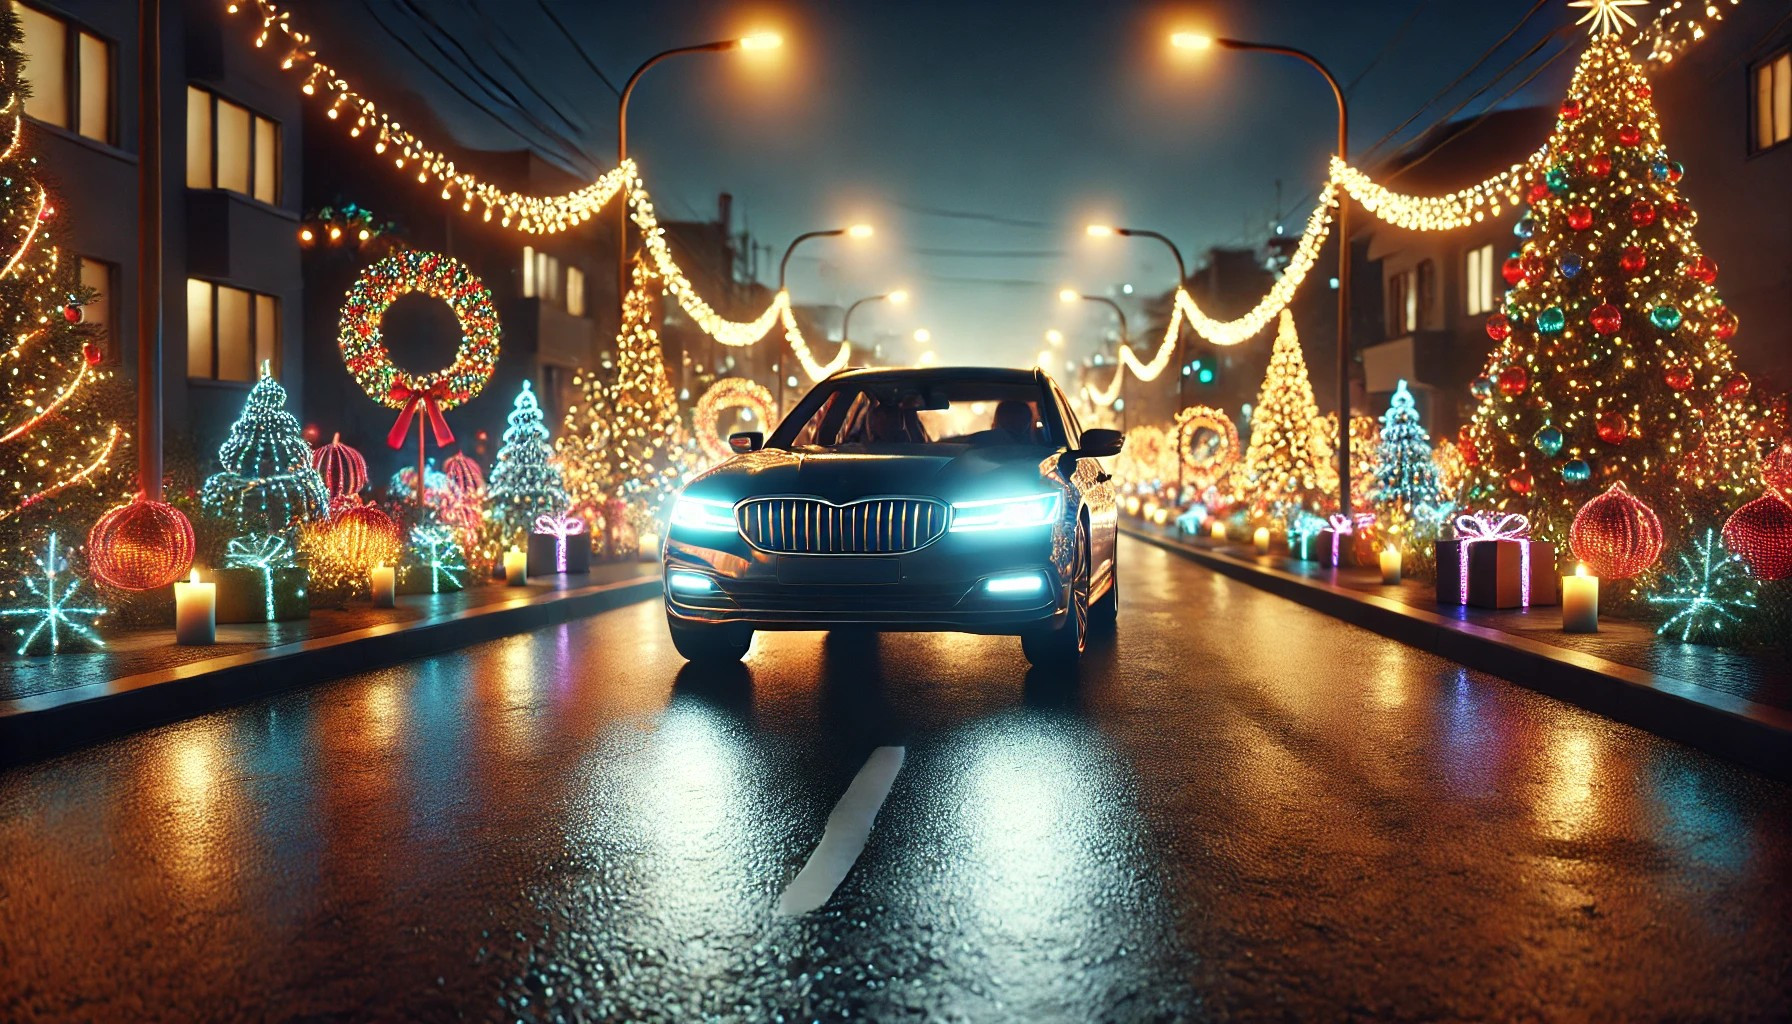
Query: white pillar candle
1562 564 1599 632
1380 546 1403 585
1209 520 1226 542
173 569 215 645
1253 527 1271 554
371 564 397 607
504 547 528 586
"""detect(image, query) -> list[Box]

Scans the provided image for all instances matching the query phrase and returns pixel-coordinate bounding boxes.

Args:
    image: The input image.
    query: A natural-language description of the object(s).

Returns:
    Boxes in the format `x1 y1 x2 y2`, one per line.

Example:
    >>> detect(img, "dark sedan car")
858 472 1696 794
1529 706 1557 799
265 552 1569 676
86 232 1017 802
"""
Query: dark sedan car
662 366 1122 669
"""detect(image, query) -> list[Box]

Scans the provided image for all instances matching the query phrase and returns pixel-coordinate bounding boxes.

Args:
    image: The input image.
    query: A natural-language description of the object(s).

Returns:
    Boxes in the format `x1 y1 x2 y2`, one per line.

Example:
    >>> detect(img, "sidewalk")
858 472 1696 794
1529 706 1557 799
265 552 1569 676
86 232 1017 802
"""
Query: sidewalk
1123 522 1792 779
0 562 662 764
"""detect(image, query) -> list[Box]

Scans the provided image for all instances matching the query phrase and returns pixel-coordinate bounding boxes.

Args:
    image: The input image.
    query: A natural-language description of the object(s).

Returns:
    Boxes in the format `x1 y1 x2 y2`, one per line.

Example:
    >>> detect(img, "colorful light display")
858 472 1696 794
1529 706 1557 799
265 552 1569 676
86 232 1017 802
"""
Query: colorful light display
1 533 104 654
693 378 778 464
223 534 297 621
1173 406 1241 493
201 366 331 535
487 380 569 547
1570 482 1665 579
86 493 196 592
312 432 369 501
1237 311 1330 518
1721 491 1792 582
407 524 466 593
1646 528 1757 642
299 503 400 595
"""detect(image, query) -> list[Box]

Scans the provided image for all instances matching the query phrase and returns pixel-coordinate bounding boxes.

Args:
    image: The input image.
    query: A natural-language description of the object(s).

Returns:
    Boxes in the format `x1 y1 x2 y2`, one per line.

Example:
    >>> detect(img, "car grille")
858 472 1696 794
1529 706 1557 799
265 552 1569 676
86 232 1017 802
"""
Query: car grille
736 497 947 554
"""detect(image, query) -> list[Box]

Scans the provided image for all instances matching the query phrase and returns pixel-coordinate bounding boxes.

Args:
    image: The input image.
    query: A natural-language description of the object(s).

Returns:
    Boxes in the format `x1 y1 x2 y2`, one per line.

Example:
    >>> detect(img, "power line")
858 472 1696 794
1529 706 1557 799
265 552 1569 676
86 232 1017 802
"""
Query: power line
454 0 599 142
1344 0 1434 97
534 0 622 98
1384 32 1577 185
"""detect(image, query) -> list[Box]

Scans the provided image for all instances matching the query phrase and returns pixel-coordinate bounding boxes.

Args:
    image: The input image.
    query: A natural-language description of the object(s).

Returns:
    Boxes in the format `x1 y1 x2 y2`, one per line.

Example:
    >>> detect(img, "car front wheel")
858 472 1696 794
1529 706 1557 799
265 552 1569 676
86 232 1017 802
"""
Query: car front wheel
667 617 753 664
1022 524 1089 669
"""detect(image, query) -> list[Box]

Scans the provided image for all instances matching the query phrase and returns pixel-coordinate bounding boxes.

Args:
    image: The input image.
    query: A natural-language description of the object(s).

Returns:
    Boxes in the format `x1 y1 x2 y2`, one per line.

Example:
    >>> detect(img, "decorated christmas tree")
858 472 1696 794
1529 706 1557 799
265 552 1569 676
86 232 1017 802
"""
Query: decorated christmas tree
0 3 130 585
1375 380 1450 543
486 379 567 545
201 364 329 536
1236 310 1330 519
1461 26 1764 546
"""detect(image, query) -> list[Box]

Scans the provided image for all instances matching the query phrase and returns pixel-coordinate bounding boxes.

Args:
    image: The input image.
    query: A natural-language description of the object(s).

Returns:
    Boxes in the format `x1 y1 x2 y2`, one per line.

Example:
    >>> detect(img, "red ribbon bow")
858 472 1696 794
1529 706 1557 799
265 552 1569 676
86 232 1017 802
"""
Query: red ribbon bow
385 380 456 450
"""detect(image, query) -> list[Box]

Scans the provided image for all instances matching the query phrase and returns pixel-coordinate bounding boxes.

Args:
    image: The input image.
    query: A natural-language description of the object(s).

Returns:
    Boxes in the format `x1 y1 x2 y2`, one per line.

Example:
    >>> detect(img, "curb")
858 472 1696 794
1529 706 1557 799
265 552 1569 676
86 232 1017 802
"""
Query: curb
0 574 663 766
1123 526 1792 781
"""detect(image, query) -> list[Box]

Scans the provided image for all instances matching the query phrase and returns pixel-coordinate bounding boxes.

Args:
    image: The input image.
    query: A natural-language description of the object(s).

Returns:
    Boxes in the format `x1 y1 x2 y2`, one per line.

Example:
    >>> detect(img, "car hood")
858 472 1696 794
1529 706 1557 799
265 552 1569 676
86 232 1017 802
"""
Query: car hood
688 445 1058 505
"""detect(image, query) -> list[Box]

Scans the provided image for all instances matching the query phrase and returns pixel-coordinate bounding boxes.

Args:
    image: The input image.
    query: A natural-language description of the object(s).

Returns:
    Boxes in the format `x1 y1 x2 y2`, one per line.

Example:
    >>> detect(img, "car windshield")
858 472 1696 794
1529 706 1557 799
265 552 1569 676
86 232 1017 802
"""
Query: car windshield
773 378 1061 451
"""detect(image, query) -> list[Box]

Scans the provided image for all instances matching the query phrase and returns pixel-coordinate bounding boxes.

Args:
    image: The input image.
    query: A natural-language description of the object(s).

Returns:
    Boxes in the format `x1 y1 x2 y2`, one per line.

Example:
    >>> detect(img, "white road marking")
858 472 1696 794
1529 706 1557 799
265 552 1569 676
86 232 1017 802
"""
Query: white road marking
778 745 906 915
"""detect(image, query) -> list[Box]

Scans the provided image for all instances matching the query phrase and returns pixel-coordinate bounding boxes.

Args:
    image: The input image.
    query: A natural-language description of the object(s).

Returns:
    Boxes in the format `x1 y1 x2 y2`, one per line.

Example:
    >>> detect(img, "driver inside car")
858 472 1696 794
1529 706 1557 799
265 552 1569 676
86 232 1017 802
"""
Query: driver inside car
990 399 1035 444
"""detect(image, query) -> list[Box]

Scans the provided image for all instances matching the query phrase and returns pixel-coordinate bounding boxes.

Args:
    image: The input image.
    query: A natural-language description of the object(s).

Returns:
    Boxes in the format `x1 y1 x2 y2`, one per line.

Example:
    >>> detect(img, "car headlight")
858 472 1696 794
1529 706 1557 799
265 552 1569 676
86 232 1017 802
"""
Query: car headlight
669 495 738 533
949 492 1062 532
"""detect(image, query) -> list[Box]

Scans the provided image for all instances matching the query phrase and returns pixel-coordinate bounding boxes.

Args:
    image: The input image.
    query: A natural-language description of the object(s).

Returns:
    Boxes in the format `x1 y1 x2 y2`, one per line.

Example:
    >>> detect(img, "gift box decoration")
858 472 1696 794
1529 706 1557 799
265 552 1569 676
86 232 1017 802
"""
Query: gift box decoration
1316 513 1375 567
529 513 591 575
1435 512 1558 609
214 567 310 622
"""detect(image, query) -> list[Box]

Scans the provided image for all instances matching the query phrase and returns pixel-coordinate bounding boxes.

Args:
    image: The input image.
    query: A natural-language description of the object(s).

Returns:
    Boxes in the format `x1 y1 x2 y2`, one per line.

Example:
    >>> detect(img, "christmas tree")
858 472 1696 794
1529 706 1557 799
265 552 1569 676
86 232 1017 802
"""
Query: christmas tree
1461 26 1763 545
1236 311 1330 519
0 3 130 582
200 364 329 536
486 379 567 545
1375 380 1449 541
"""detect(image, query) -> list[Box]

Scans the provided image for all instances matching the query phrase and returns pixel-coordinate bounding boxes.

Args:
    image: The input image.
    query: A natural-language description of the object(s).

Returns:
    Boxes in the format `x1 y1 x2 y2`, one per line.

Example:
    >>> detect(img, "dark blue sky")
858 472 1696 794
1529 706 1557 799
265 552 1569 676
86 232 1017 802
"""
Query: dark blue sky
311 0 1576 364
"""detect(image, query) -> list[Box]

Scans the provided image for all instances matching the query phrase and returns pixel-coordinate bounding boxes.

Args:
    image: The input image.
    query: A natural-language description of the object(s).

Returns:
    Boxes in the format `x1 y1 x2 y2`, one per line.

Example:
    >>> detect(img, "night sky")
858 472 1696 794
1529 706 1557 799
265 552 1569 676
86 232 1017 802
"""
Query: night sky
308 1 1569 366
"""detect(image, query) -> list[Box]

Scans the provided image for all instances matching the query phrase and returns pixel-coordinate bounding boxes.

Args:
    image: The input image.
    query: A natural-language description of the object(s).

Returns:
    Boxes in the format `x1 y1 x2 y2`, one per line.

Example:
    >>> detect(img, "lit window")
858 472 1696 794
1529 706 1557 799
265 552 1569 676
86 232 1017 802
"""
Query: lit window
1464 243 1496 316
521 245 536 298
1756 51 1791 153
186 279 278 382
13 3 113 144
1388 269 1417 335
566 266 586 317
186 86 280 203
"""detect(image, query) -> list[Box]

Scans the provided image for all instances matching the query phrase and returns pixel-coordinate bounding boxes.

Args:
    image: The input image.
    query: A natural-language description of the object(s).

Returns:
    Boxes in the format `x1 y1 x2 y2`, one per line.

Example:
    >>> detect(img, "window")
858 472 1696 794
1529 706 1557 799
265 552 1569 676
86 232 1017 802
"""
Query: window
78 257 115 357
13 2 113 144
1464 243 1497 315
185 87 279 204
186 280 277 382
1755 51 1791 153
566 265 586 317
1388 269 1418 335
522 245 577 308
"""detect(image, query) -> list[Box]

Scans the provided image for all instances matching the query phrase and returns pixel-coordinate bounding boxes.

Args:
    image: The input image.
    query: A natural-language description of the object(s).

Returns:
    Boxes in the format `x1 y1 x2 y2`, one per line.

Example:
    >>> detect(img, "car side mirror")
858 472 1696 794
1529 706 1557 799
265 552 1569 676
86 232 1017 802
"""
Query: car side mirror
728 431 765 454
1076 428 1124 459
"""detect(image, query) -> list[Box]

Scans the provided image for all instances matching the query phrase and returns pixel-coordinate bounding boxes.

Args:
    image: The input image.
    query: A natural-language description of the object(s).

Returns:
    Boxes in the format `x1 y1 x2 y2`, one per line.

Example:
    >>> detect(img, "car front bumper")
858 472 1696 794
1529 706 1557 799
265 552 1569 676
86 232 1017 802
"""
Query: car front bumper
662 527 1070 634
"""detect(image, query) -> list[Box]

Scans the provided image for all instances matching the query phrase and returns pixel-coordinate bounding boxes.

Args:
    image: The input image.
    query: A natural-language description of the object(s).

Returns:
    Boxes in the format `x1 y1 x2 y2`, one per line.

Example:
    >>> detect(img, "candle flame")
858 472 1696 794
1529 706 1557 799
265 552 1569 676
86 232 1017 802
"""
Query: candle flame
190 568 201 584
1575 563 1590 577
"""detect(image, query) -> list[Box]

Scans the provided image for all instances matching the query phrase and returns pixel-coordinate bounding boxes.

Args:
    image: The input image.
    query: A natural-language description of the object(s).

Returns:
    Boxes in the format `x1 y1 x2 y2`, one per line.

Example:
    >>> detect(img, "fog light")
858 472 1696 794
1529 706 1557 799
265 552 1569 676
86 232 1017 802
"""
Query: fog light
668 570 717 594
985 572 1045 596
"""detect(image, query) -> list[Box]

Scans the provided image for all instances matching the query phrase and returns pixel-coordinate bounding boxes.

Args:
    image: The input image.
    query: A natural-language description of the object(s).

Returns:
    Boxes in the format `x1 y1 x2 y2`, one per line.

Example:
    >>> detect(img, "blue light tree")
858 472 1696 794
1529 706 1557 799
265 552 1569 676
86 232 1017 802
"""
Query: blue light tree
201 365 330 536
486 380 568 546
1375 380 1449 542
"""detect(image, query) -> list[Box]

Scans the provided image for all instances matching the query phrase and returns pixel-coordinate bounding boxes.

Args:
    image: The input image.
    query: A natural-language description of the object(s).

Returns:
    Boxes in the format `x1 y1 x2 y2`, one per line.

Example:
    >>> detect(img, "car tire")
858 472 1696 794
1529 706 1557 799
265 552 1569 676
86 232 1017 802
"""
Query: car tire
668 617 753 664
1022 524 1090 669
1090 554 1118 634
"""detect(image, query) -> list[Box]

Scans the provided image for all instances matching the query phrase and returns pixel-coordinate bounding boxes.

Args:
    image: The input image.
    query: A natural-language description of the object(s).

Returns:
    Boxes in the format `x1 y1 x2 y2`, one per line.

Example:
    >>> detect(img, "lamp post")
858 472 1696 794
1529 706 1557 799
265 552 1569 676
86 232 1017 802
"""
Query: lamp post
842 289 909 362
1172 32 1354 518
617 32 781 321
1060 288 1131 430
777 224 873 410
1088 224 1190 490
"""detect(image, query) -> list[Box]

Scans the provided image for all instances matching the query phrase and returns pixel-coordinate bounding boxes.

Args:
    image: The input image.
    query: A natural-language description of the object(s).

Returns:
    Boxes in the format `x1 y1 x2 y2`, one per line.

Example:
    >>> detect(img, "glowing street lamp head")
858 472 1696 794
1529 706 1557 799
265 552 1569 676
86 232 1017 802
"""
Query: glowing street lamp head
846 223 874 239
738 31 782 51
912 328 931 344
1171 31 1215 50
1044 328 1064 346
887 289 910 305
1085 224 1116 238
1058 288 1079 304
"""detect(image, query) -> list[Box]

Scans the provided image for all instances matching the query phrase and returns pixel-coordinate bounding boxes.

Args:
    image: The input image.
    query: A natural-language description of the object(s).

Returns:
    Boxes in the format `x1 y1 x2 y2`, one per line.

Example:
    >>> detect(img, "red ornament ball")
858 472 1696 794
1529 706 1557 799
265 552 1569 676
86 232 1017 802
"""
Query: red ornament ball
1521 253 1548 282
1712 308 1739 341
1667 201 1693 223
87 495 196 591
1629 200 1657 227
1724 372 1751 398
81 341 102 366
1632 84 1652 101
1664 363 1693 391
1761 440 1792 495
1616 124 1642 147
1687 255 1718 284
1570 482 1664 579
1497 364 1528 396
1560 99 1583 120
311 432 369 501
1722 492 1792 581
1507 470 1534 496
1589 303 1623 336
1501 257 1527 287
1586 153 1613 178
63 304 82 324
1567 205 1594 231
1596 410 1630 445
442 450 486 496
1527 182 1551 203
1485 313 1512 341
1618 247 1648 276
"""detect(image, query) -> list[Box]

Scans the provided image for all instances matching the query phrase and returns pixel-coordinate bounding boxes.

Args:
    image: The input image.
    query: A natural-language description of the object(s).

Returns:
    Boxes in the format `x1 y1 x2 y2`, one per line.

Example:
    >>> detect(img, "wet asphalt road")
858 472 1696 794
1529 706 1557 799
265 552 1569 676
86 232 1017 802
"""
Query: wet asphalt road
2 536 1789 1022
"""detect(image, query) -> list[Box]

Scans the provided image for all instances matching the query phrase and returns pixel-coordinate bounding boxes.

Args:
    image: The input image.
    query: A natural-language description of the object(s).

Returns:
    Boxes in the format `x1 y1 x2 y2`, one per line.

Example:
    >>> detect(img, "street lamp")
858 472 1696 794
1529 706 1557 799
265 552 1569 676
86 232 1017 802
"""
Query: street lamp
777 224 873 409
912 327 931 344
1044 328 1064 346
1172 29 1354 517
841 289 909 349
1088 222 1191 490
617 31 782 319
1060 288 1131 429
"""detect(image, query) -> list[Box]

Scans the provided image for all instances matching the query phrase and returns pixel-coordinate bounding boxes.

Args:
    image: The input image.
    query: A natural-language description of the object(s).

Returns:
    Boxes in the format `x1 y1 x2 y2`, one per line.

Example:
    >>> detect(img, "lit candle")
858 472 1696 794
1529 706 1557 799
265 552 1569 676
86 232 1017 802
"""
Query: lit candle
173 568 215 645
371 564 396 607
504 546 527 586
1562 563 1599 632
1380 545 1403 585
1253 527 1271 554
1209 520 1226 542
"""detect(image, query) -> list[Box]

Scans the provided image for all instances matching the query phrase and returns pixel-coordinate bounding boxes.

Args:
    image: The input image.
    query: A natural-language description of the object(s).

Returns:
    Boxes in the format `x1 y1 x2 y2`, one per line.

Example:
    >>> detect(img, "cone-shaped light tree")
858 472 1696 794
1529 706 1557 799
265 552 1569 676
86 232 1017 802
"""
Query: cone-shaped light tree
201 365 330 536
486 379 567 545
1461 29 1763 543
1376 380 1450 541
1236 310 1331 519
0 3 130 578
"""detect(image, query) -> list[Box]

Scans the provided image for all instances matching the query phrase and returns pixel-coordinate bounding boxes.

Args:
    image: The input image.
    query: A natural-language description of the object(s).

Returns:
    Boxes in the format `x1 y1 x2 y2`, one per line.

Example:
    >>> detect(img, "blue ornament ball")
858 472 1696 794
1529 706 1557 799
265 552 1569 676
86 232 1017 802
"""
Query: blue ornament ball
1471 376 1494 400
1534 426 1564 457
1650 159 1671 182
1559 252 1584 279
1537 307 1567 334
1514 217 1535 240
1649 305 1684 331
1562 459 1592 484
1546 166 1571 194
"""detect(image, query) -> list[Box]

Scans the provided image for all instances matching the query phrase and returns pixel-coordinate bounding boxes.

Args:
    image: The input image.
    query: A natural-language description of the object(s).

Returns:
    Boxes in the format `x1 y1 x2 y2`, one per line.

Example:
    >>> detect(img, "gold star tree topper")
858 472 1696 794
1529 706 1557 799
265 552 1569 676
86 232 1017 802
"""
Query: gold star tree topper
1567 0 1650 38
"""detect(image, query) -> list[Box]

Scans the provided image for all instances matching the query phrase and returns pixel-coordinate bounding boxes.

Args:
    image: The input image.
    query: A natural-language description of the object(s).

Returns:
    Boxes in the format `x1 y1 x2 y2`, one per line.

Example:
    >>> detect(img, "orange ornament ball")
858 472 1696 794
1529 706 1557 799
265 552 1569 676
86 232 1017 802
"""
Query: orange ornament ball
88 495 196 591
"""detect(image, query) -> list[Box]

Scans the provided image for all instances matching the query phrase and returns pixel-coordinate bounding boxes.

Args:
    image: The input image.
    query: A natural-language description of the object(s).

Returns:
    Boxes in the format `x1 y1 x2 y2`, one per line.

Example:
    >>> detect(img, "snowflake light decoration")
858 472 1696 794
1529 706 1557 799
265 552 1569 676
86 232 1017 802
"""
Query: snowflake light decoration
1646 529 1756 644
1567 0 1649 38
409 524 466 593
1 533 106 655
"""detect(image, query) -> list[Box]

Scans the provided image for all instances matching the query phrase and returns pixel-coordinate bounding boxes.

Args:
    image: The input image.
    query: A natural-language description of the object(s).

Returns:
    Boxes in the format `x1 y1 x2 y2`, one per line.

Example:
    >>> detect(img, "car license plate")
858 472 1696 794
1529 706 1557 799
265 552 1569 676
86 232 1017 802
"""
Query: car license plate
776 556 901 585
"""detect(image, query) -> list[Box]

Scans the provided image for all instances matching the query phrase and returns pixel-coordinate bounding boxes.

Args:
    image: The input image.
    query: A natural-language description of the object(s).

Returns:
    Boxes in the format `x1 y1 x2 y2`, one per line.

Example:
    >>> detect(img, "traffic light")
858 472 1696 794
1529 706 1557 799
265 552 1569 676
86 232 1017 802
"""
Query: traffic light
1187 357 1218 387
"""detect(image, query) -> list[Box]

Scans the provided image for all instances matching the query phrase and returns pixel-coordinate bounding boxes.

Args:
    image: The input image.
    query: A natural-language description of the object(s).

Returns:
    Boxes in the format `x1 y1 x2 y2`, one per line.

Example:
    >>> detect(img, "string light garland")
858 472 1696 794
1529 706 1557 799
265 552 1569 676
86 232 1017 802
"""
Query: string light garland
1 532 104 654
200 365 331 535
1330 152 1543 233
693 378 778 464
1646 528 1756 642
300 203 402 255
86 493 196 591
1640 0 1743 65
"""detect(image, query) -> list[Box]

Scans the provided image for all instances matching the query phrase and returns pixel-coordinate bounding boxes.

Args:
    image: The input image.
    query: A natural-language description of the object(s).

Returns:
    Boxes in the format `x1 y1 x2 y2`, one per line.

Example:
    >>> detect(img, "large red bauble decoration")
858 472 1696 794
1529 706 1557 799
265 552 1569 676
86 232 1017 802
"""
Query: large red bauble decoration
1589 303 1623 335
1629 200 1657 227
1711 308 1739 341
1663 364 1693 391
1686 255 1718 284
1527 182 1550 203
1501 257 1526 287
87 494 196 591
1571 482 1664 579
1567 206 1594 231
1722 492 1792 581
442 450 486 495
1508 470 1534 496
1616 124 1642 147
1497 365 1528 396
1485 313 1512 341
1618 246 1647 276
1763 440 1792 496
311 432 368 501
1596 410 1629 444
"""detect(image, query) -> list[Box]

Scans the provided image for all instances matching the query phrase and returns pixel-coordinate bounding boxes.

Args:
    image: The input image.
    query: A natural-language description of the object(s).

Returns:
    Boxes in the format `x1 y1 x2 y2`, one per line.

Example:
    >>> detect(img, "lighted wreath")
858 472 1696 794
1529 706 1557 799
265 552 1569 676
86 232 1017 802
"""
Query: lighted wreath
1174 405 1241 490
337 251 499 449
693 377 778 463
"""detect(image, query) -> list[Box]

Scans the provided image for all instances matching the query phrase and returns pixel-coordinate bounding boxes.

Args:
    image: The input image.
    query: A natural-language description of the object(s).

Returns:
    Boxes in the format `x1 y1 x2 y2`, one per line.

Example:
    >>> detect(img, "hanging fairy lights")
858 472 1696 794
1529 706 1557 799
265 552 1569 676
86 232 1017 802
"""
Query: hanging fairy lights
1330 152 1545 232
1641 0 1744 67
